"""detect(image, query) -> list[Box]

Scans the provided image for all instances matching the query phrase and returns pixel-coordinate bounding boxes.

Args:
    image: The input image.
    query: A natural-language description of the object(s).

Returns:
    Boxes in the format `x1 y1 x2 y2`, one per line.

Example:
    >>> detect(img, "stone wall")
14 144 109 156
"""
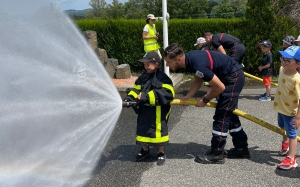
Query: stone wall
83 30 132 79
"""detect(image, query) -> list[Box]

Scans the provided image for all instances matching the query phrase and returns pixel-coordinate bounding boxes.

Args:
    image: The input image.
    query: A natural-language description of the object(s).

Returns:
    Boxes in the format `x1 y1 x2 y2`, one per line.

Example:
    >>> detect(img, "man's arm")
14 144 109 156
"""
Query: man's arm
184 75 203 99
205 75 225 100
194 75 225 107
216 45 226 55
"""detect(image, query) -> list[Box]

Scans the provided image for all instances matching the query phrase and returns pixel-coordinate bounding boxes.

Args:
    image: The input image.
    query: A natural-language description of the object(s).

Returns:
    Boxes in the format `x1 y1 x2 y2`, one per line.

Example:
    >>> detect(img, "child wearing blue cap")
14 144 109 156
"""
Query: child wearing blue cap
275 46 300 170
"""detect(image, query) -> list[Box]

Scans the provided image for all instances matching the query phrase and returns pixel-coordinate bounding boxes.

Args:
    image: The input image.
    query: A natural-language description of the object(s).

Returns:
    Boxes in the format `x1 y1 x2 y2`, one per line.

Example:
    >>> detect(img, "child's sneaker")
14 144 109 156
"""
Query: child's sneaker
277 156 298 170
136 148 150 161
278 141 289 156
157 152 166 166
260 93 266 97
259 95 271 101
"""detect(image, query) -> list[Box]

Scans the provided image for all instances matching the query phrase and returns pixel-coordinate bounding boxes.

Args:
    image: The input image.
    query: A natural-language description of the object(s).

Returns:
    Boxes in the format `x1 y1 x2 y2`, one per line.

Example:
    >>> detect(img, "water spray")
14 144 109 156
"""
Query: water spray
0 1 122 186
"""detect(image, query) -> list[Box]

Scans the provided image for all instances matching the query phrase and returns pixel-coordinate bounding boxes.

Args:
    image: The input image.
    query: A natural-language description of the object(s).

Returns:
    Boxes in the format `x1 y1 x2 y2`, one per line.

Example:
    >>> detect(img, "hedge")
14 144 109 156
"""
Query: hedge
76 14 298 74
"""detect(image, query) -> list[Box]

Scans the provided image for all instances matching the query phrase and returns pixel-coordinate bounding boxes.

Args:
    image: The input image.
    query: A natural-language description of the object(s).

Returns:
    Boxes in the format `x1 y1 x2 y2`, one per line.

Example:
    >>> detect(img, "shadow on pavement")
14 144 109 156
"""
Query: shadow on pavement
245 146 281 166
83 142 209 187
274 167 300 178
247 146 300 178
238 95 261 100
91 142 210 165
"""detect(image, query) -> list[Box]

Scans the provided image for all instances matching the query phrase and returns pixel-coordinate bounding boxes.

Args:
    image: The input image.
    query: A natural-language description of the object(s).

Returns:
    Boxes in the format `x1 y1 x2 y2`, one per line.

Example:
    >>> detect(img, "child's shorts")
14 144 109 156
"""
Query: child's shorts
263 76 272 86
277 113 298 139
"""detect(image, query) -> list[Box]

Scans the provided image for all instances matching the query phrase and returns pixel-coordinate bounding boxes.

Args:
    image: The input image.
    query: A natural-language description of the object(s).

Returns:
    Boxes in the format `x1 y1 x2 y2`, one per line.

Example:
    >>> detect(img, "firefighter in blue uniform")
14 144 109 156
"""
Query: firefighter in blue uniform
124 52 175 166
163 43 249 164
204 32 246 64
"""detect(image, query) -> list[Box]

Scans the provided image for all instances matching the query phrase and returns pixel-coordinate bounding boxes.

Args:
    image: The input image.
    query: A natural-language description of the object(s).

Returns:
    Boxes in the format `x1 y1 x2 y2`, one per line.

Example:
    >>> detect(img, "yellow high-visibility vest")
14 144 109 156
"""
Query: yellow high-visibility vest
144 24 160 52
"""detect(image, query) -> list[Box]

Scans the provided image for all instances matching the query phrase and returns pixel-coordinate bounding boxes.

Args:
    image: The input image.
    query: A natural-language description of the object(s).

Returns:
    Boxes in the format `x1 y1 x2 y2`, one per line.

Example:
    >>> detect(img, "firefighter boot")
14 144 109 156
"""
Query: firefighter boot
226 147 250 159
194 150 225 164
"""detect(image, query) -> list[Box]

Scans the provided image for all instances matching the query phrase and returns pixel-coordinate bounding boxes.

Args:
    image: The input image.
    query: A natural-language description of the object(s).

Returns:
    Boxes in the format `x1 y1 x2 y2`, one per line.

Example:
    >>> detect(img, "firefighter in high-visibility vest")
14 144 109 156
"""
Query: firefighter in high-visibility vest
142 14 161 58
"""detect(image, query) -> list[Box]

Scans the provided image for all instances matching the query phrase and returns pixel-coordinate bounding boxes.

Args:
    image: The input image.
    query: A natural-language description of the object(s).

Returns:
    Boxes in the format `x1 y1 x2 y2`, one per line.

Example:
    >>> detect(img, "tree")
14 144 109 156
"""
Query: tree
140 0 162 18
89 0 108 18
167 0 208 18
211 0 247 18
85 0 253 19
206 0 219 15
123 0 145 19
106 0 125 19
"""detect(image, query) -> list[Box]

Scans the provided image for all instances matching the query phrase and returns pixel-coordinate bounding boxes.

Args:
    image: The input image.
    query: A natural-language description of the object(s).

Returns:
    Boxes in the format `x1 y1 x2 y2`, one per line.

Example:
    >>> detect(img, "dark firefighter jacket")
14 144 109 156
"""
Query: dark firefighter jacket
124 68 175 145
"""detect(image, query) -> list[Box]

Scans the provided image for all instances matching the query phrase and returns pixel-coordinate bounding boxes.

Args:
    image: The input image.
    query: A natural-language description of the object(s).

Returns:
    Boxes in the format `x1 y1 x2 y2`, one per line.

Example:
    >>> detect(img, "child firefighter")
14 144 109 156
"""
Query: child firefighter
124 51 175 166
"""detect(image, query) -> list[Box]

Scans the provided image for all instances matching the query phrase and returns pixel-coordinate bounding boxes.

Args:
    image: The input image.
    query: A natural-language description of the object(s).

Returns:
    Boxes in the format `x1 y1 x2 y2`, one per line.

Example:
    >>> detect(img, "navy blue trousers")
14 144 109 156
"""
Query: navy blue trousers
211 69 248 151
229 43 245 64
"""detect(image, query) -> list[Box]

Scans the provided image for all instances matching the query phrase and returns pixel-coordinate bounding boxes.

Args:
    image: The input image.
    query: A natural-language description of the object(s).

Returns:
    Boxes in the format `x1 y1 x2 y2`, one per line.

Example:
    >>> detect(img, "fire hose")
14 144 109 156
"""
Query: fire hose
123 99 300 142
244 72 278 87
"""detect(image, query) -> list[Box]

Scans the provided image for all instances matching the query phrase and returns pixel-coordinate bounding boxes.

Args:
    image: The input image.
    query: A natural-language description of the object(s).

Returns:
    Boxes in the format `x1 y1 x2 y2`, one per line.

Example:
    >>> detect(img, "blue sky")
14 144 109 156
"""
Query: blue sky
59 0 128 10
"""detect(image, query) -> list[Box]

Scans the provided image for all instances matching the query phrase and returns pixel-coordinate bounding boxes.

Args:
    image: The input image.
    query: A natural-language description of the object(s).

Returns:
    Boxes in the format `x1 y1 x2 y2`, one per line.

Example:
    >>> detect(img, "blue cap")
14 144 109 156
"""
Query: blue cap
278 46 300 61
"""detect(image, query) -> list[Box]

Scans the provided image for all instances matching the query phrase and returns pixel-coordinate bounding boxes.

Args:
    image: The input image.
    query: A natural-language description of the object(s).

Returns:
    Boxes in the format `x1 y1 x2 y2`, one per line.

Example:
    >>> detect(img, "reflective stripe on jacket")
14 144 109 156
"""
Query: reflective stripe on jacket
127 69 174 144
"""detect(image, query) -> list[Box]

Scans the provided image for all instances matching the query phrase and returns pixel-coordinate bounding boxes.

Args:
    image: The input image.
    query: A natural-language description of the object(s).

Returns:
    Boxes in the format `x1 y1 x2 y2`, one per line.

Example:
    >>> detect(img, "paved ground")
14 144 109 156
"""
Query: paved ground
84 80 300 187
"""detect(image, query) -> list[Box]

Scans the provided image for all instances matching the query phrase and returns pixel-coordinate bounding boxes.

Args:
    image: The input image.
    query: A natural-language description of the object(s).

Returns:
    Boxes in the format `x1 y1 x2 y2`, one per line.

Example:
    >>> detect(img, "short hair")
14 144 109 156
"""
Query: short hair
163 43 184 59
203 32 213 37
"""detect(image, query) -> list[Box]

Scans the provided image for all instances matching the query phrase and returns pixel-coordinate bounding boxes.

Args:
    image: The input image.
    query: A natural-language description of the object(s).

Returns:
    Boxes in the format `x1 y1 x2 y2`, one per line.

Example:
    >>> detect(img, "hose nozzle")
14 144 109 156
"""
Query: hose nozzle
122 101 137 107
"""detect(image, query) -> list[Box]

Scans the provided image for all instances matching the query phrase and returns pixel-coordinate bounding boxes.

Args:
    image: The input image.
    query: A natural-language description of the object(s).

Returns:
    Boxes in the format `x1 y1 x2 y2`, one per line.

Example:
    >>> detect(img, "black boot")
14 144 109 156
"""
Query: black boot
226 147 250 159
136 147 150 161
194 150 225 164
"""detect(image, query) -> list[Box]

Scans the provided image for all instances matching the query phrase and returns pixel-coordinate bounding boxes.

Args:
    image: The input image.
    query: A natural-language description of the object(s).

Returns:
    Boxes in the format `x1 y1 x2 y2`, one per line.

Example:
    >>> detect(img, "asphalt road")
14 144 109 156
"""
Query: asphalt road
84 80 300 187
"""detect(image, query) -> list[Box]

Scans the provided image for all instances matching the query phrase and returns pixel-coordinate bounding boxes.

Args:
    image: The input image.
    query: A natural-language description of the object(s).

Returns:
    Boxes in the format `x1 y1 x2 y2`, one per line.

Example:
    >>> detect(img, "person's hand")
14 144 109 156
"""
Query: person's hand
258 66 263 71
181 96 190 106
137 93 141 100
195 98 206 107
291 117 300 129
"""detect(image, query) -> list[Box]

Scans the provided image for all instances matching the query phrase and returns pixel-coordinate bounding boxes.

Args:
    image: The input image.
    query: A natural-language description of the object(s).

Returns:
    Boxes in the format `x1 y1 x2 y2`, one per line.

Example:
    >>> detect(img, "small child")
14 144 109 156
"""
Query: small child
282 35 295 50
294 35 300 46
275 46 300 170
194 37 209 51
294 35 300 73
124 52 175 166
258 40 273 101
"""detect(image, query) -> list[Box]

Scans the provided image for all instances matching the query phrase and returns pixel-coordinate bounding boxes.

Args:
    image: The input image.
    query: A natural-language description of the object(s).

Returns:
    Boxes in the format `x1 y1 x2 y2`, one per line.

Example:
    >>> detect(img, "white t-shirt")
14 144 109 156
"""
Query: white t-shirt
143 25 155 34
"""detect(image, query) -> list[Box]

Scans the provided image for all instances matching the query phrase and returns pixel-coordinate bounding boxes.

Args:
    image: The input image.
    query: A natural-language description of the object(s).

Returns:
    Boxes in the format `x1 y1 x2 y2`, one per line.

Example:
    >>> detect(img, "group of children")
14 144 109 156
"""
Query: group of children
257 35 300 170
258 35 300 102
124 23 300 170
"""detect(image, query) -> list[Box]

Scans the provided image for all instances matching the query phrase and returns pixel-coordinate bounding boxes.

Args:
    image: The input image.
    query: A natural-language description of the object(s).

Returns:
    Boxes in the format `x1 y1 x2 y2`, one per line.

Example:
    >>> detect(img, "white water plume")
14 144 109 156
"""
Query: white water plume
0 1 122 186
